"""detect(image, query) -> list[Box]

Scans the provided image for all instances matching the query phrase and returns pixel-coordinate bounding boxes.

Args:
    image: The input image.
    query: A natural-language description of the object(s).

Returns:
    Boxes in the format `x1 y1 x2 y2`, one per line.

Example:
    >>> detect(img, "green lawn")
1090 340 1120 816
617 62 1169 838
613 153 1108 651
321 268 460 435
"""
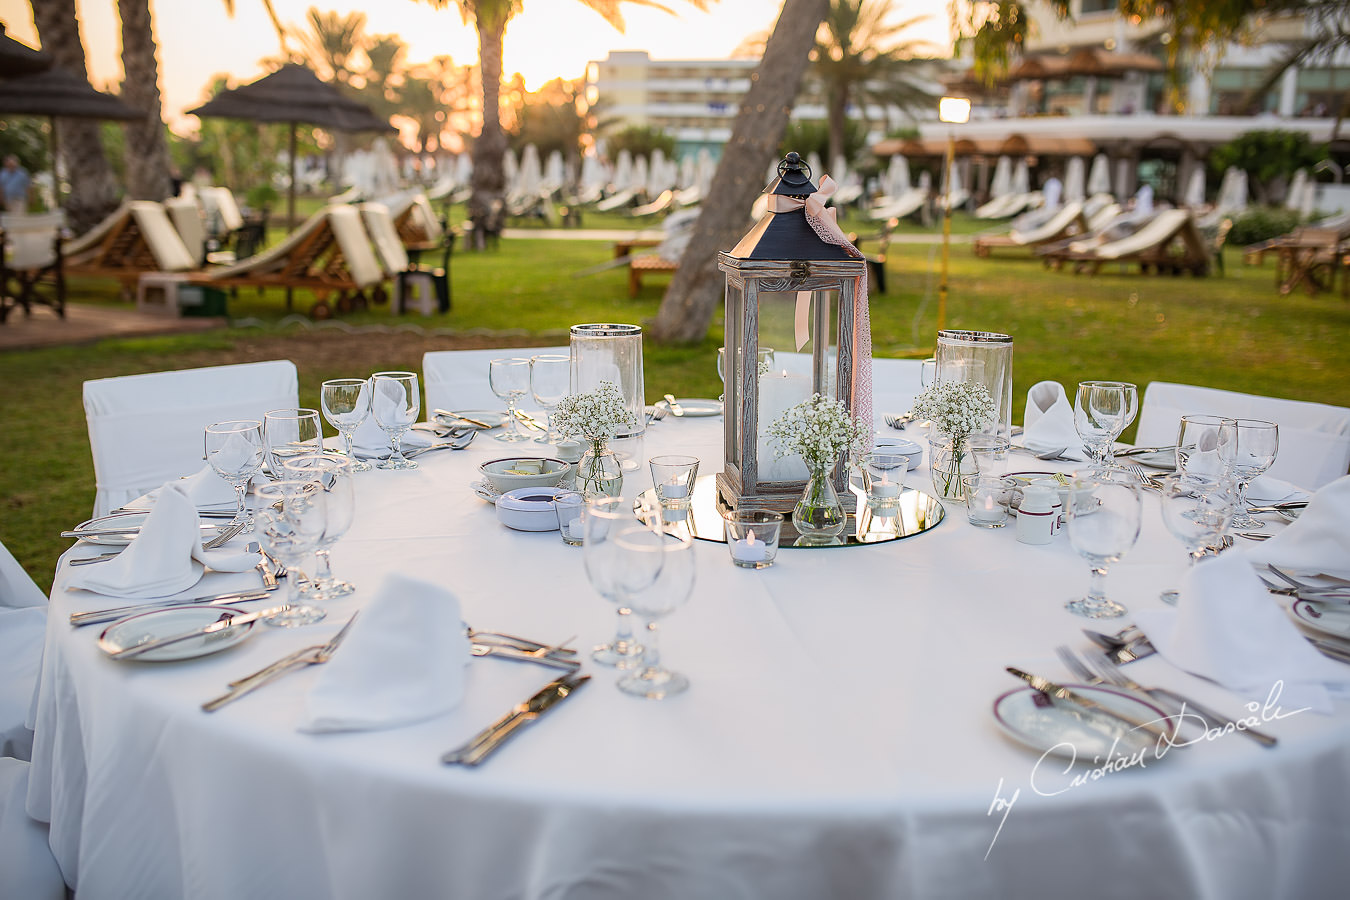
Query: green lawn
3 223 1347 592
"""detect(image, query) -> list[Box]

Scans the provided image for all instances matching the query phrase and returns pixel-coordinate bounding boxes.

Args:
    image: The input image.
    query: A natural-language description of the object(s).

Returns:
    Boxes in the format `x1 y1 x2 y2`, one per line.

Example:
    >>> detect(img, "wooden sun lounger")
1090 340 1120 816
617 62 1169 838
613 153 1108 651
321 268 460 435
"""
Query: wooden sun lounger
974 201 1087 258
1051 209 1211 276
63 201 198 296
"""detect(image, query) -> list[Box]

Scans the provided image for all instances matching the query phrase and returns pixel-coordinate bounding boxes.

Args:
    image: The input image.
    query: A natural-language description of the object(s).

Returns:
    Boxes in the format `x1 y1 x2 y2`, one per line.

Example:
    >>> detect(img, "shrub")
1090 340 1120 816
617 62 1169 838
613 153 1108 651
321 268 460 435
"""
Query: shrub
1229 206 1302 246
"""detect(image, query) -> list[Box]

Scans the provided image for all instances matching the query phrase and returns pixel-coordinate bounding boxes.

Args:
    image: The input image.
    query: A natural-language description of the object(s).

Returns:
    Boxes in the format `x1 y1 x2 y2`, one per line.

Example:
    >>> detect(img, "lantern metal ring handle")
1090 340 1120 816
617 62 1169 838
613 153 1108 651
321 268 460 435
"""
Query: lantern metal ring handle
776 152 812 189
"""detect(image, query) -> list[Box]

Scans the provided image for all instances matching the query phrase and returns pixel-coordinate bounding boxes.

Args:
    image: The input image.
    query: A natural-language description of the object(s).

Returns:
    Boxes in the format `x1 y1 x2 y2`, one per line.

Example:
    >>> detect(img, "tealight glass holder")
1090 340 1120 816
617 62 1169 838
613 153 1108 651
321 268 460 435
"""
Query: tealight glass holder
723 510 783 569
967 434 1011 469
963 474 1009 528
649 455 699 520
553 491 585 546
861 452 908 508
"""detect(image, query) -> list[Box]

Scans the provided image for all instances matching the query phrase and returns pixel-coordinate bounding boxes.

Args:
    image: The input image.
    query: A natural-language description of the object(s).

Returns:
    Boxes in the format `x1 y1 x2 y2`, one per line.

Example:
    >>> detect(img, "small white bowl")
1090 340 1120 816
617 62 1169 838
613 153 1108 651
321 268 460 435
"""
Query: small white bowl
479 457 570 493
873 437 923 470
495 486 571 532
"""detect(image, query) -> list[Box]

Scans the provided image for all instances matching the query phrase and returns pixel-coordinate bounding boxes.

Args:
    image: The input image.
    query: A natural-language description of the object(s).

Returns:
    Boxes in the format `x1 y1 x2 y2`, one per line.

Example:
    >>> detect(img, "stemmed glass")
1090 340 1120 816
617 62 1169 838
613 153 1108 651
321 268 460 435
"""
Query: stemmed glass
529 354 571 444
615 527 695 699
320 378 373 472
1094 381 1137 464
283 454 356 599
254 480 329 627
1158 473 1237 605
1074 382 1129 465
1229 419 1279 529
1176 414 1238 477
262 408 322 477
1064 473 1142 619
370 371 420 469
489 357 532 443
204 420 264 532
582 495 659 669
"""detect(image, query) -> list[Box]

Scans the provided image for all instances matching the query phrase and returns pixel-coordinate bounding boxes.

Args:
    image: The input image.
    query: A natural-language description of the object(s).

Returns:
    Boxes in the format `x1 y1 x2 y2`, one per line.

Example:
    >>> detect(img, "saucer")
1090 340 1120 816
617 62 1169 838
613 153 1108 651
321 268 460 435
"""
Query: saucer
98 605 256 661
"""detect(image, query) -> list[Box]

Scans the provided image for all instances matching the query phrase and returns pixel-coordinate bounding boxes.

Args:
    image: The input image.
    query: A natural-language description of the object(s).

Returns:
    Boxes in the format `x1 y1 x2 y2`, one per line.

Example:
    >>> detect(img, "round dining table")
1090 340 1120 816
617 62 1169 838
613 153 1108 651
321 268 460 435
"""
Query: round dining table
26 374 1350 900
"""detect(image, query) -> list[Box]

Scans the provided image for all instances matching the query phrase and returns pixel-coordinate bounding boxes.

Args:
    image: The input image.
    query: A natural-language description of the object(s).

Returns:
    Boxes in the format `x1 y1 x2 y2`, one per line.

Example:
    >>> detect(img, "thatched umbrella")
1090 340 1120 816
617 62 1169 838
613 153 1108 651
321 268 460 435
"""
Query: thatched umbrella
186 64 393 227
0 23 52 78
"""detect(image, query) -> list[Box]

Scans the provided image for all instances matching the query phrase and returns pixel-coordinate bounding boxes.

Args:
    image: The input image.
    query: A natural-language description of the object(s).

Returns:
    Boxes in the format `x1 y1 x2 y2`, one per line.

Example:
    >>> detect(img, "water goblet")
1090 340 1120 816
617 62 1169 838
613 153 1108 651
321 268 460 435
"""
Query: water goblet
253 480 329 627
582 495 659 668
489 357 532 443
1158 473 1237 605
1175 414 1237 477
263 408 322 477
204 419 264 532
1092 381 1137 464
370 371 420 469
1064 472 1142 619
1074 381 1128 465
320 378 373 472
1229 419 1279 529
616 527 695 699
283 454 356 599
529 354 571 444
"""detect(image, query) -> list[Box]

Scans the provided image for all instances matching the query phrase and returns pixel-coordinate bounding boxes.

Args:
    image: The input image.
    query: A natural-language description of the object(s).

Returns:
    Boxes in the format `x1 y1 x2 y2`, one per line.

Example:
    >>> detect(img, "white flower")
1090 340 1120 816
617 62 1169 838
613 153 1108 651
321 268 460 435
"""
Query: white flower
551 382 635 442
767 394 869 473
909 381 995 441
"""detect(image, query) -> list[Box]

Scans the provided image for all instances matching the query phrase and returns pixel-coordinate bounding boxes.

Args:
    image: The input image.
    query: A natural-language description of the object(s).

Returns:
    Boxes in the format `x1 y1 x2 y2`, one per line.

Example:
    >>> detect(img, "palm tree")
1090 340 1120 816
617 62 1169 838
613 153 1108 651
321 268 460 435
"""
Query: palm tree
29 0 120 233
116 0 173 200
812 0 937 168
420 1 710 242
300 9 367 88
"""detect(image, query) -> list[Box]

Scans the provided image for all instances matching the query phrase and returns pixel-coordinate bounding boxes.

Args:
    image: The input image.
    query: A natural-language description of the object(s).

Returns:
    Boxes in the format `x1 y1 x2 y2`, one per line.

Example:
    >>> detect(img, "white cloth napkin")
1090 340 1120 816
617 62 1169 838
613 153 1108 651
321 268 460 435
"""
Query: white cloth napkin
65 483 256 599
351 381 434 455
1021 381 1086 460
300 573 470 732
1245 474 1309 505
1244 475 1350 580
1135 551 1350 714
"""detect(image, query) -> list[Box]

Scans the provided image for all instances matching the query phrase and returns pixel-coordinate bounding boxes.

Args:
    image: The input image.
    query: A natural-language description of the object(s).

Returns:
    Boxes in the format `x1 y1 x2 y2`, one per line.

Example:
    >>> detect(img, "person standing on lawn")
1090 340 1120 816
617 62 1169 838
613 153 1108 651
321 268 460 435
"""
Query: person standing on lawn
0 155 31 213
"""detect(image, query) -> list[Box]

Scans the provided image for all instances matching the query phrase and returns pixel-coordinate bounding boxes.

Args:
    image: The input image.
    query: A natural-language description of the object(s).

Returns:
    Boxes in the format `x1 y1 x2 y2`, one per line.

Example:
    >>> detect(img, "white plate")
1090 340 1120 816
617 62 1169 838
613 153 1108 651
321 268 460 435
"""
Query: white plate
70 513 223 547
669 398 722 417
98 605 256 661
1291 599 1350 640
1277 507 1303 523
992 684 1176 761
873 437 923 470
436 409 510 430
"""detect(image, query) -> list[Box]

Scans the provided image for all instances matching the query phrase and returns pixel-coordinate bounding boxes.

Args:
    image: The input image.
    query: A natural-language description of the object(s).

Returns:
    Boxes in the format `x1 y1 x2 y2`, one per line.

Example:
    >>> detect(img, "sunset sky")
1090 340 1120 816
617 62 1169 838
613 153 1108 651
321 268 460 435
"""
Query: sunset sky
1 0 952 134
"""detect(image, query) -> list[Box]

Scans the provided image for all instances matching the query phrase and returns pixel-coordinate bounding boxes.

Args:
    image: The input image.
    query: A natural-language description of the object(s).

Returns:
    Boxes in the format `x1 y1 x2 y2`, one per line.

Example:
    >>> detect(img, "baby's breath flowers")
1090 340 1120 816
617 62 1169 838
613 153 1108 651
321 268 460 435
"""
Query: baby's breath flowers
910 381 995 442
767 394 870 473
551 382 635 443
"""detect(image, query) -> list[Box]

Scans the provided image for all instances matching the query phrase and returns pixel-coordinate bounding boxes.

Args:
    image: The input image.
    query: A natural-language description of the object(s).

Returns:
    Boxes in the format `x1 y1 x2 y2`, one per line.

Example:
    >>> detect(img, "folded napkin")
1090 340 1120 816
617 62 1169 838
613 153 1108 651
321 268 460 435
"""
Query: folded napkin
1245 474 1309 505
65 483 256 599
137 463 241 509
1244 475 1350 580
1135 551 1350 714
300 573 470 733
1020 381 1087 460
351 391 436 456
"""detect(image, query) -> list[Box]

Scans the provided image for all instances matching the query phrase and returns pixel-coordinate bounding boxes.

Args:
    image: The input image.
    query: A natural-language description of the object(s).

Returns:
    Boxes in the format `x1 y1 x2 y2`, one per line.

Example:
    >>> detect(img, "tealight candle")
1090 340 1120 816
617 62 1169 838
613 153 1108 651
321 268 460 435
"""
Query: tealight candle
870 475 901 500
732 529 767 563
661 476 689 499
962 475 1008 528
724 510 783 568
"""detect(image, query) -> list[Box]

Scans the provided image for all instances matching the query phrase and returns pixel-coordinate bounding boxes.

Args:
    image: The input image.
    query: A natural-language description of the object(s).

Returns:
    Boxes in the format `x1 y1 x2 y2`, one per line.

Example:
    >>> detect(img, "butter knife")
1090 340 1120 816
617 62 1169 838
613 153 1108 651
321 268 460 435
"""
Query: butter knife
107 604 290 659
513 409 547 431
69 589 275 627
434 408 493 429
442 672 589 766
1007 667 1172 742
663 394 685 417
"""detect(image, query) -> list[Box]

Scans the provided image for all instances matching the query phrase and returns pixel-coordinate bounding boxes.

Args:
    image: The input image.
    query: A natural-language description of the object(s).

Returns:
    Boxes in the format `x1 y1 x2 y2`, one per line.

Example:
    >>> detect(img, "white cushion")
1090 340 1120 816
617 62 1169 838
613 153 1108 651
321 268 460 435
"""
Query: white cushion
201 186 244 232
326 204 384 288
128 201 196 272
1093 208 1191 259
423 347 568 414
1012 201 1084 244
359 202 409 273
83 360 298 517
1136 382 1350 490
407 194 443 243
164 195 205 264
0 759 66 899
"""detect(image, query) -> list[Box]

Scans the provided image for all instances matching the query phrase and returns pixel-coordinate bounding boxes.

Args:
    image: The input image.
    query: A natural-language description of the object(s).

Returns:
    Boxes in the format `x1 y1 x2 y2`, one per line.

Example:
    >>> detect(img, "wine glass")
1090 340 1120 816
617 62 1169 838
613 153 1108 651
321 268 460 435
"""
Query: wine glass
529 354 571 444
263 408 322 478
1229 418 1279 529
1093 381 1137 464
1064 473 1142 619
254 480 329 627
283 454 356 599
1158 473 1237 605
1176 414 1237 477
582 495 660 669
320 378 372 472
489 357 532 443
1074 382 1128 465
616 527 695 699
370 371 420 470
204 419 264 532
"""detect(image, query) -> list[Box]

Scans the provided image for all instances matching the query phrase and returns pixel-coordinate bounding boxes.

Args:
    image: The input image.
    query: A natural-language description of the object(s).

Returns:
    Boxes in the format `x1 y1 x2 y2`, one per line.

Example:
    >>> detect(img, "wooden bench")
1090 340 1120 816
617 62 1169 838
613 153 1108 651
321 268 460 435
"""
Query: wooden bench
628 254 678 297
613 238 661 259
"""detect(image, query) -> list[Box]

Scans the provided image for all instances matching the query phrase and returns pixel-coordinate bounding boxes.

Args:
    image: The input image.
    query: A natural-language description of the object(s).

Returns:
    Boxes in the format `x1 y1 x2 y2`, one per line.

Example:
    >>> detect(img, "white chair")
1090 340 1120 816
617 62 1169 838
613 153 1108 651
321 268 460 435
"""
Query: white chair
1136 382 1350 490
1 539 45 762
0 758 67 899
83 360 299 517
423 347 567 415
0 211 65 322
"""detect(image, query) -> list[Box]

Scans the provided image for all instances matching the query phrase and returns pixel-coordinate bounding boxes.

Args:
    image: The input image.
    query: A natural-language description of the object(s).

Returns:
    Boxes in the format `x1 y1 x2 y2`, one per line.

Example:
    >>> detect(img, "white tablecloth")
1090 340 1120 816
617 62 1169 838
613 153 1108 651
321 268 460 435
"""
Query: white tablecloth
28 402 1350 899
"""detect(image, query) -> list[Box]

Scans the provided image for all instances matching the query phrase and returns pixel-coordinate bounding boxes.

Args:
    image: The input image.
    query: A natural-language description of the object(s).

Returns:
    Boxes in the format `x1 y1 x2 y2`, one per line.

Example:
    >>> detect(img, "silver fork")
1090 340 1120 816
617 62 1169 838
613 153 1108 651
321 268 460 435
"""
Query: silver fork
883 414 911 430
1087 649 1278 748
203 612 359 711
1124 463 1161 490
646 402 669 426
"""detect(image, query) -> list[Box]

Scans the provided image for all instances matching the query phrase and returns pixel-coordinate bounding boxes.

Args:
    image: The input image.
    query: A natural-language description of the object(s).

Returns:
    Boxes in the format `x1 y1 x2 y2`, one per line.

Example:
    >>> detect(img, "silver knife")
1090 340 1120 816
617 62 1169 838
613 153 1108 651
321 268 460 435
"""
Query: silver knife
107 604 290 658
513 409 547 431
69 589 275 627
442 672 589 766
1007 667 1172 742
663 394 685 417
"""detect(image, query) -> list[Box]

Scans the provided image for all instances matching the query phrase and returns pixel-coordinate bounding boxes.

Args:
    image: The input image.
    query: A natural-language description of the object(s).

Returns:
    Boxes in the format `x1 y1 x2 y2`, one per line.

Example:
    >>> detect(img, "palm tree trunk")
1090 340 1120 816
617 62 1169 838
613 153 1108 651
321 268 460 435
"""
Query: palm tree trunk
469 15 508 246
117 0 173 201
30 0 120 234
650 0 830 344
827 83 849 172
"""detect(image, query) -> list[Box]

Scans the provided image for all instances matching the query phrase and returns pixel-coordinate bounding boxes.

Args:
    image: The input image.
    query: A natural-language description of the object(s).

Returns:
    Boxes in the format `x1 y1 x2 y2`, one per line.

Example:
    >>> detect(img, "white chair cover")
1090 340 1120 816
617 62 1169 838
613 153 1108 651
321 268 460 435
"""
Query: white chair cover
423 347 568 414
1136 382 1350 490
83 360 299 517
0 212 63 269
1 540 45 761
0 759 66 899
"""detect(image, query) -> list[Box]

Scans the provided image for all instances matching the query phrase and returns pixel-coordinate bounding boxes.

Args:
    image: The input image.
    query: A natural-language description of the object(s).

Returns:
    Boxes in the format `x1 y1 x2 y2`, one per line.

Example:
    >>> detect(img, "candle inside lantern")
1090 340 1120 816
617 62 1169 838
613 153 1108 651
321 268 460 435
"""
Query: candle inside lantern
757 369 812 482
731 528 768 563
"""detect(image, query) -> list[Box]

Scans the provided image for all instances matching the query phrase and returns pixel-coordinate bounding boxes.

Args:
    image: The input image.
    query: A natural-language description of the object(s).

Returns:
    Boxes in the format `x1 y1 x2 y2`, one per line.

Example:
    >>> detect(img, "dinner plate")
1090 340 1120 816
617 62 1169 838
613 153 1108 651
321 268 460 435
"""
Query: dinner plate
437 409 509 430
70 513 223 547
669 398 722 417
993 684 1176 761
98 605 256 661
1290 599 1350 640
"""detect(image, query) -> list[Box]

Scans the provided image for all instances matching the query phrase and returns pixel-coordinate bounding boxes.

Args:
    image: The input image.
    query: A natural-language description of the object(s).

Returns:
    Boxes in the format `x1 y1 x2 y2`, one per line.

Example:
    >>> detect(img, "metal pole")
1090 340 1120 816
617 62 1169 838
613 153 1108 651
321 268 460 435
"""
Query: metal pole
938 130 954 333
